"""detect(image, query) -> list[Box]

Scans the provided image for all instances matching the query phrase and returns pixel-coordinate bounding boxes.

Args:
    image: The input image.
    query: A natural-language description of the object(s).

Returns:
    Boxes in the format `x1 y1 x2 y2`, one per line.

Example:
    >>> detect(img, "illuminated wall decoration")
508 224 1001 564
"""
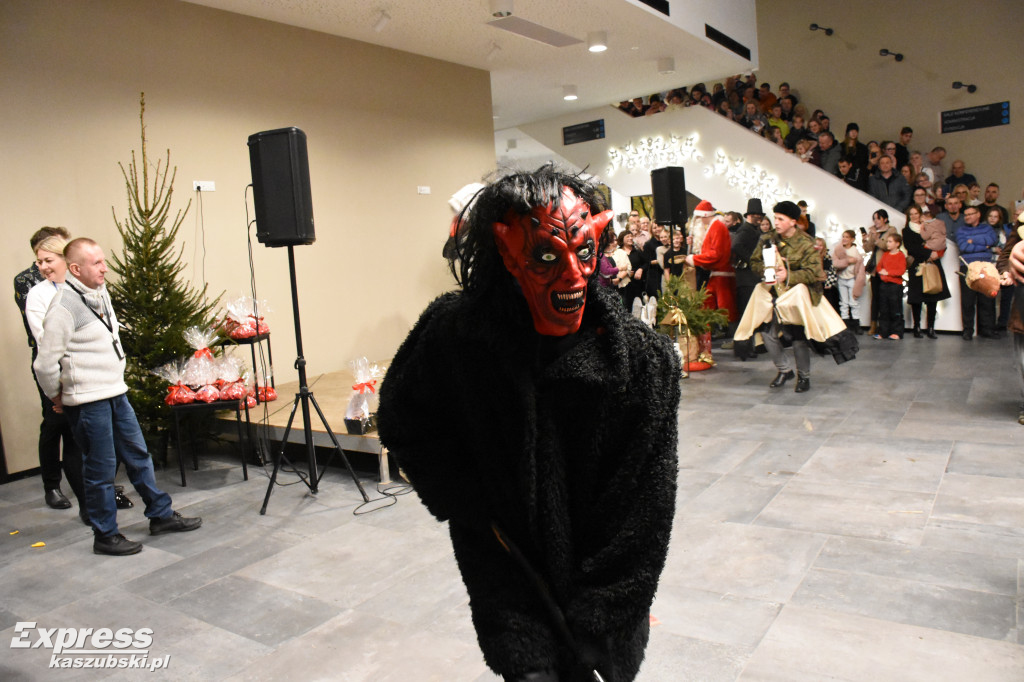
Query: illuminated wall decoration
606 133 854 242
707 148 794 208
607 132 797 206
606 134 702 177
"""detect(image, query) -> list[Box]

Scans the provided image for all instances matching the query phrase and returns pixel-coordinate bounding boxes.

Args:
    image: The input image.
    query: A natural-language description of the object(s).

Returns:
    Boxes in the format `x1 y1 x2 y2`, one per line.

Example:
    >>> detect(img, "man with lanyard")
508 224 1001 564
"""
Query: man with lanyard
34 238 200 556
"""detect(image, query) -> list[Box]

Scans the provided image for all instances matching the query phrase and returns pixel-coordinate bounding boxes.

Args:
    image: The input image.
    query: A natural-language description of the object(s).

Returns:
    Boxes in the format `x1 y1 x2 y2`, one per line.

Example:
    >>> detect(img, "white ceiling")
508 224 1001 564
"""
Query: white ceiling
183 0 755 130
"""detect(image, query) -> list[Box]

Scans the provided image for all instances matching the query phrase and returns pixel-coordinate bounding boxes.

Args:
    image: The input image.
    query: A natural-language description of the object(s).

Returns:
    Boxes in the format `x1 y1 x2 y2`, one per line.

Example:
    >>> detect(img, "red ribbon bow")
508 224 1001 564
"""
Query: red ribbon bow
165 383 195 405
352 380 377 394
193 347 213 360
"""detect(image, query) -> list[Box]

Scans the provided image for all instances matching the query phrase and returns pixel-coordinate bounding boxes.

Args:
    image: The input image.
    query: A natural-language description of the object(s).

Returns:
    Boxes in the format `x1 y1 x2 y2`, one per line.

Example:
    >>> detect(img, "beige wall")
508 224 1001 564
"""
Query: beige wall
0 0 495 474
755 0 1023 198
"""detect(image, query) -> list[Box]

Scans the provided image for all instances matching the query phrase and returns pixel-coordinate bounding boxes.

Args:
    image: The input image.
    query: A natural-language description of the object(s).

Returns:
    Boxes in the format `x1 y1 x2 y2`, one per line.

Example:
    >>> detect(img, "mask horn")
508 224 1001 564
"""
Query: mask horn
591 209 614 243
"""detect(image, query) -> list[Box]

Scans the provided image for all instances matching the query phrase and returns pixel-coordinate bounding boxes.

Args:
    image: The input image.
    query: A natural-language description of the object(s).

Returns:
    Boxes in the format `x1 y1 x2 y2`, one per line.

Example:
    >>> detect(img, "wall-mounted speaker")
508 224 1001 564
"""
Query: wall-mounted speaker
248 127 315 247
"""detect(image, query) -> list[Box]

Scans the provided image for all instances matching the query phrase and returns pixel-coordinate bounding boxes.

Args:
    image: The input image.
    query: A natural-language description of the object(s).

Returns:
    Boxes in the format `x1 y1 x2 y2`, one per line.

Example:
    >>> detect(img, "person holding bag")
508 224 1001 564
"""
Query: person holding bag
903 208 951 338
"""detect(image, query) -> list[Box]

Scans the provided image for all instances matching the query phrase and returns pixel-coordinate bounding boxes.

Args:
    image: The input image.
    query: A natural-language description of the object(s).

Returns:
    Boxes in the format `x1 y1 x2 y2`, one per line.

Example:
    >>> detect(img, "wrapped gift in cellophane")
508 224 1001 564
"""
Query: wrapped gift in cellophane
153 359 196 405
344 357 385 434
216 356 248 401
223 296 270 340
241 370 257 409
182 326 220 402
184 325 220 359
184 355 219 403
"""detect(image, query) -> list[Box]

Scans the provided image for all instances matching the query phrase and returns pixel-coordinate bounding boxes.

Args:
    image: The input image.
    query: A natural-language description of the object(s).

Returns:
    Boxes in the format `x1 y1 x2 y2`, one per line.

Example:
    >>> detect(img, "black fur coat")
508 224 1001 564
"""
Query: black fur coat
377 283 680 681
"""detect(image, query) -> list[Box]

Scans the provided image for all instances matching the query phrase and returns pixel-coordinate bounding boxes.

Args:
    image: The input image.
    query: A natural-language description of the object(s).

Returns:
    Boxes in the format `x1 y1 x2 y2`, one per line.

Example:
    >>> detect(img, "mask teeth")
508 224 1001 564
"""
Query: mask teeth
555 290 584 302
551 289 585 312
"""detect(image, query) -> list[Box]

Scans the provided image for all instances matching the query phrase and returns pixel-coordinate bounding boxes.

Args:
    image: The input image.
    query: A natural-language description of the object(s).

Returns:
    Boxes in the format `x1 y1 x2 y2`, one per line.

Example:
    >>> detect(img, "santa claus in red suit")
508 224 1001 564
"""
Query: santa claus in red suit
685 200 738 321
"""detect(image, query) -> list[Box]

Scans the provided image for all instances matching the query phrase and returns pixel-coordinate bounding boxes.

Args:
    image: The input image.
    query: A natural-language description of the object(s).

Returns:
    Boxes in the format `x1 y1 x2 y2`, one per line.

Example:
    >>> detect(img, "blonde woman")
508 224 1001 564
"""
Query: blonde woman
25 235 87 520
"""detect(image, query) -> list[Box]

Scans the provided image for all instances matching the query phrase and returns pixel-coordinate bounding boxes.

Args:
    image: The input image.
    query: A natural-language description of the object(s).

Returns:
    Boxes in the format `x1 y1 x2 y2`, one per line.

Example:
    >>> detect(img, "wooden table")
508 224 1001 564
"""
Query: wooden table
248 369 390 483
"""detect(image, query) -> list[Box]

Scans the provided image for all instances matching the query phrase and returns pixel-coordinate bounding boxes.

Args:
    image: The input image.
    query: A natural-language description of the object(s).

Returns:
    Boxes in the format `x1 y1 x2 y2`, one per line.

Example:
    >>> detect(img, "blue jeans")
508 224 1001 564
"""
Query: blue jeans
64 394 172 537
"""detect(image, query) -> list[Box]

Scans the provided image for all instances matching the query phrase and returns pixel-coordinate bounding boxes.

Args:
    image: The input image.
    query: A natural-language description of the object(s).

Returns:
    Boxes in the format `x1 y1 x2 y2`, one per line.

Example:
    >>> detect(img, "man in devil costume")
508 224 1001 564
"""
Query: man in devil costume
377 166 680 681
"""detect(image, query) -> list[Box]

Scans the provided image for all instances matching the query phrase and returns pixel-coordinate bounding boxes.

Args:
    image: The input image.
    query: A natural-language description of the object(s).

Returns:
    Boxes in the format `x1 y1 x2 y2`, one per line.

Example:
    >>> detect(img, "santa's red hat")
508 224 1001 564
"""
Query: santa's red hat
692 200 715 217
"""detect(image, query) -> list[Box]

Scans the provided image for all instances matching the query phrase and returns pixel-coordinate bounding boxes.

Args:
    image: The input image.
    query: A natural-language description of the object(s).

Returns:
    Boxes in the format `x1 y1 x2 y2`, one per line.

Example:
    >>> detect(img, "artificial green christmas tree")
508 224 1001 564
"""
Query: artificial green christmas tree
108 93 220 452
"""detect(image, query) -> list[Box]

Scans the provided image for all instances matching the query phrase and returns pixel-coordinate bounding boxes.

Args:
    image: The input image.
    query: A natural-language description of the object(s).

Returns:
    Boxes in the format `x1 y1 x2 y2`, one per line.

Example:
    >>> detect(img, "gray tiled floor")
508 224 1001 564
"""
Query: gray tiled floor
2 332 1024 680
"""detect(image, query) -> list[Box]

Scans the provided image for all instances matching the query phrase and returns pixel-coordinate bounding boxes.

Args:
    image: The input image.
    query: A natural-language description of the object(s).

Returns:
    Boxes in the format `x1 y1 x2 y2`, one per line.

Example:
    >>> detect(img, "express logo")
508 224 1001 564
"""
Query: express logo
11 622 170 671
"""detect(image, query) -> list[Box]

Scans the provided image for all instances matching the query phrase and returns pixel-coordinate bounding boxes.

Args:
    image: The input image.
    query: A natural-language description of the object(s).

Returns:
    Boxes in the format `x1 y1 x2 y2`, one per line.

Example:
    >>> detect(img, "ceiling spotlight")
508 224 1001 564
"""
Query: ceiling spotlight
489 0 512 18
657 57 675 75
373 9 390 32
587 31 607 53
809 23 834 36
562 85 578 101
952 81 978 93
879 48 904 62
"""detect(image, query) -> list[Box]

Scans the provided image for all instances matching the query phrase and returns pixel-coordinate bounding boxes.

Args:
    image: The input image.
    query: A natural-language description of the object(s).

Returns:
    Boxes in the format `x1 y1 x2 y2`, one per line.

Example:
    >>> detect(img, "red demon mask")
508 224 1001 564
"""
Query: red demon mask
493 187 613 336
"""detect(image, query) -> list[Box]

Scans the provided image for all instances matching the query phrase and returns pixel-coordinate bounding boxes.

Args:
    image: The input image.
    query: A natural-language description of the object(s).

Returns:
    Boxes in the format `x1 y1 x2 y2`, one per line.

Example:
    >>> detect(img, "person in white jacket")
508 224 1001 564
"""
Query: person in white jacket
832 229 867 333
33 238 201 556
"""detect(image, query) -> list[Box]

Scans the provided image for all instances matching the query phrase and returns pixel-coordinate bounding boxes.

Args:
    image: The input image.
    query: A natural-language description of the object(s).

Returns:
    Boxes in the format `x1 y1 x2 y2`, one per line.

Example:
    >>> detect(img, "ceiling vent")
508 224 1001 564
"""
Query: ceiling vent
487 17 582 48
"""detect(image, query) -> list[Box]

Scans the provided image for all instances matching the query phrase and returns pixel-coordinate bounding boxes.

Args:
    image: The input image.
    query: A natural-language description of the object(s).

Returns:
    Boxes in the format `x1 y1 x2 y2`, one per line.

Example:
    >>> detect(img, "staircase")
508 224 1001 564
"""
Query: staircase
514 105 967 331
517 104 904 243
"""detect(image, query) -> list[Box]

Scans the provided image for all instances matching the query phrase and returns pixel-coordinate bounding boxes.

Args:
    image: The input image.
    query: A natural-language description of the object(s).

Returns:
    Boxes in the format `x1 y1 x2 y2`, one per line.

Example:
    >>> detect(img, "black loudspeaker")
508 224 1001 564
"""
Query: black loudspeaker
650 166 687 226
248 127 315 247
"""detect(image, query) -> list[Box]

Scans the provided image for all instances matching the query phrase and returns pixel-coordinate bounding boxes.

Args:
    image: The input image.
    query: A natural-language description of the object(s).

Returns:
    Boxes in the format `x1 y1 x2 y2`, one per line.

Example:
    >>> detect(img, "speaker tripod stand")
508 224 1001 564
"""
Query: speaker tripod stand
259 245 370 515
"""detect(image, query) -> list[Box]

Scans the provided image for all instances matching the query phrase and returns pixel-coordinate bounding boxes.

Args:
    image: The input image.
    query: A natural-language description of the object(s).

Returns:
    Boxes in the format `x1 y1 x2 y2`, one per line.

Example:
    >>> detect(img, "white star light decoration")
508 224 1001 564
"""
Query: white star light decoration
606 134 702 176
707 149 794 207
606 135 844 242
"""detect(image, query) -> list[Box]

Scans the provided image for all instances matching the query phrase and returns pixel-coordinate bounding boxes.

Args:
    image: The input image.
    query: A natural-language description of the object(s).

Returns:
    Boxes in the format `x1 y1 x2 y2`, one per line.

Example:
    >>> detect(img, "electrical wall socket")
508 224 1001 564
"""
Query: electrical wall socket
417 186 431 195
193 180 215 192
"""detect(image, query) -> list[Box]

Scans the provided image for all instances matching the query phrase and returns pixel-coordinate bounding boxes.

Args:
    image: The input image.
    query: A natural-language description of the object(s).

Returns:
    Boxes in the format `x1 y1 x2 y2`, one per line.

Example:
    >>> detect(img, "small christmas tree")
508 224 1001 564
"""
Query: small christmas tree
655 275 728 339
108 93 220 451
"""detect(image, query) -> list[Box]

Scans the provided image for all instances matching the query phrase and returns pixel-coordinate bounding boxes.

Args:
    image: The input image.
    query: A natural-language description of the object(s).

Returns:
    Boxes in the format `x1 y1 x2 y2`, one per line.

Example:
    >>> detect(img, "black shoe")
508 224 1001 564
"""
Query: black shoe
926 328 938 339
114 486 134 509
980 331 1001 339
794 377 811 393
913 326 923 338
45 488 72 509
769 370 795 388
93 533 142 556
149 511 202 535
962 331 973 340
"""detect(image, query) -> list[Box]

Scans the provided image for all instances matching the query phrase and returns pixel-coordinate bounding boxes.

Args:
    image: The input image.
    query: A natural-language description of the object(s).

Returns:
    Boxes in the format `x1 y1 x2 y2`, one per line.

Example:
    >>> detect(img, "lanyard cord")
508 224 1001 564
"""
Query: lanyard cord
64 281 113 334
